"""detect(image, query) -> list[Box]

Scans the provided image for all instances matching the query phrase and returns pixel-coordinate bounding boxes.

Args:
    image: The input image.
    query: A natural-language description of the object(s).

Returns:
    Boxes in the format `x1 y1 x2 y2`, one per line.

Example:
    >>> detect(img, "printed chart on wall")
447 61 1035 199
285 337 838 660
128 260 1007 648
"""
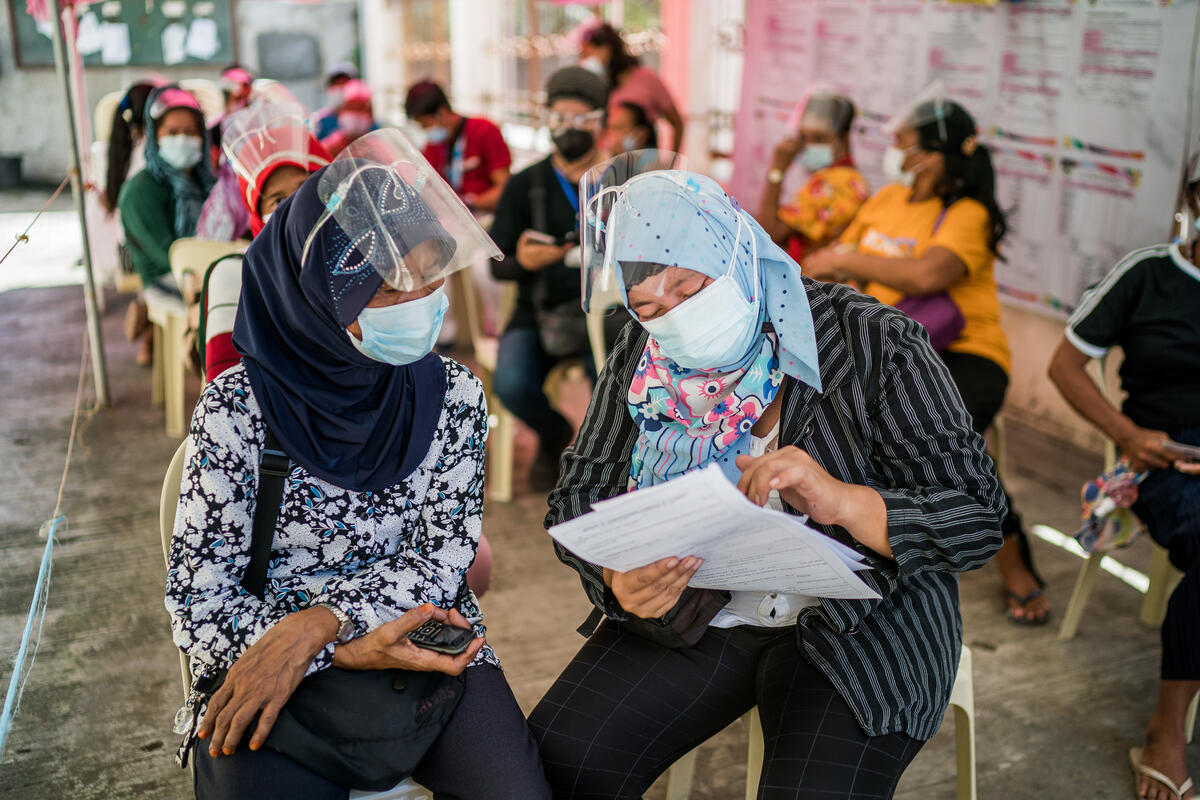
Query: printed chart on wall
9 0 236 67
732 0 1200 318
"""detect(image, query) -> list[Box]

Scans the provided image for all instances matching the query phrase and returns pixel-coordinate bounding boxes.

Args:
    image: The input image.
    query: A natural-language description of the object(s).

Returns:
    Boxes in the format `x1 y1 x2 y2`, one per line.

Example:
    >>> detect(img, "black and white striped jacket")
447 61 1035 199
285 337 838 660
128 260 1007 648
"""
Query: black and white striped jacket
545 278 1006 740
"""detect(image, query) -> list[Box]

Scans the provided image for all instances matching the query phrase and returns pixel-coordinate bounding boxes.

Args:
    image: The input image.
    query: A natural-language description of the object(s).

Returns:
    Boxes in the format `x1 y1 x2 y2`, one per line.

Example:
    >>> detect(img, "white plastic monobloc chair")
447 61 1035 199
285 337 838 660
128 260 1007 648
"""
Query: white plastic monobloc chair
158 443 432 799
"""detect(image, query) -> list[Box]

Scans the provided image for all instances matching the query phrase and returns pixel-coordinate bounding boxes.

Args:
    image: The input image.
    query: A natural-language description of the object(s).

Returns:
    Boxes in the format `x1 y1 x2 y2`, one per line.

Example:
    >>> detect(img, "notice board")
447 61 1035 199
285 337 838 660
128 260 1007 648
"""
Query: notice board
9 0 236 67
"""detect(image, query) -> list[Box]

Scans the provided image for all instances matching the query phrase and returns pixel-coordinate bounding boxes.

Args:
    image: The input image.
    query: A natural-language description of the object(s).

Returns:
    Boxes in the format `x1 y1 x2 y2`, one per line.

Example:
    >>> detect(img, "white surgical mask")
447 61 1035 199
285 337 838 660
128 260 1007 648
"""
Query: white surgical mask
349 286 449 365
580 56 605 76
882 145 917 188
800 143 835 173
621 134 640 153
637 213 762 370
158 134 203 171
338 112 374 138
425 125 449 145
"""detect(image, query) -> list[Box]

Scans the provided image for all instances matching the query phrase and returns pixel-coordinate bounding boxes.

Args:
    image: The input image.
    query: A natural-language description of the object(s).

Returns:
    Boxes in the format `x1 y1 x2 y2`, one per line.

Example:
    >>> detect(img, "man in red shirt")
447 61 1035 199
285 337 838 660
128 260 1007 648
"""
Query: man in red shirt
405 81 512 212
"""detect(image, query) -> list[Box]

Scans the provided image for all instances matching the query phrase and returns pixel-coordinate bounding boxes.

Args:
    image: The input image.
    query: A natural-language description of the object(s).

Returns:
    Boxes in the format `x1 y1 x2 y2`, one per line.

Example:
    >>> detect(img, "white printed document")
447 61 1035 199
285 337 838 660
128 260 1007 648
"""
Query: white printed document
547 465 881 600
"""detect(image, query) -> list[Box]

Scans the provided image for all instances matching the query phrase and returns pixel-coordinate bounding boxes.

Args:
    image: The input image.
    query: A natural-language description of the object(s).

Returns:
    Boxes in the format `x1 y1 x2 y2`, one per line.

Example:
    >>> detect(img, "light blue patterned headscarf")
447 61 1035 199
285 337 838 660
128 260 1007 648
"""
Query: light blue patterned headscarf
612 171 821 488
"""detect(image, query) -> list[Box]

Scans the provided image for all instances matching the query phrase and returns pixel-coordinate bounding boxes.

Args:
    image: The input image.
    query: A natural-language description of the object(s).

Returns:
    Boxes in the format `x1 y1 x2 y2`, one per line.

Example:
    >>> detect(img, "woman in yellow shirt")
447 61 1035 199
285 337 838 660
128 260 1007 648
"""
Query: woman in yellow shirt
806 99 1048 625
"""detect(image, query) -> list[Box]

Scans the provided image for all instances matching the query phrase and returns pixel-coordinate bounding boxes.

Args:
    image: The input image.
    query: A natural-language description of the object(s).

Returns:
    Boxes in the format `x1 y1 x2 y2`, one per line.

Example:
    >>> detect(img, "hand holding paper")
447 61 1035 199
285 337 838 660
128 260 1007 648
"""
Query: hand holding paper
547 465 880 601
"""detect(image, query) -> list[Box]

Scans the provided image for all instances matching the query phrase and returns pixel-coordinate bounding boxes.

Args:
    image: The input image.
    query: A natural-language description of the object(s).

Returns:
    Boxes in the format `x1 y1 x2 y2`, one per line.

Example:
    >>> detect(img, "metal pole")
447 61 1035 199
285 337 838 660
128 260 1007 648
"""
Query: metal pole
48 0 110 407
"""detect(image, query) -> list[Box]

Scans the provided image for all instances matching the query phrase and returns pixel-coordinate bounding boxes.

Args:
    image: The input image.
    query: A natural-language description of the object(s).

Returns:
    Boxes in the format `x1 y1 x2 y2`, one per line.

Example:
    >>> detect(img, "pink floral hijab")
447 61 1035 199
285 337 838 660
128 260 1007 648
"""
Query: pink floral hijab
628 334 785 488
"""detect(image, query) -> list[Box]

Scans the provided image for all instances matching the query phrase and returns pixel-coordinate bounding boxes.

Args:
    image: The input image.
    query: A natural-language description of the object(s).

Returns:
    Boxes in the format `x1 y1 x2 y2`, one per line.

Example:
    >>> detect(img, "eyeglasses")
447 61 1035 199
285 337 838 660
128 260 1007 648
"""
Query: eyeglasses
546 109 604 131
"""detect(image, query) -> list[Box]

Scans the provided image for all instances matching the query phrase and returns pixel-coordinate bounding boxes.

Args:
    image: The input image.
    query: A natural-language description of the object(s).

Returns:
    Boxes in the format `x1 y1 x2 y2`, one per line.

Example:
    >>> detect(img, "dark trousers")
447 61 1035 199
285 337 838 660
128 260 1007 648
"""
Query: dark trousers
1132 425 1200 680
529 620 923 800
942 352 1038 572
193 664 551 800
494 325 592 447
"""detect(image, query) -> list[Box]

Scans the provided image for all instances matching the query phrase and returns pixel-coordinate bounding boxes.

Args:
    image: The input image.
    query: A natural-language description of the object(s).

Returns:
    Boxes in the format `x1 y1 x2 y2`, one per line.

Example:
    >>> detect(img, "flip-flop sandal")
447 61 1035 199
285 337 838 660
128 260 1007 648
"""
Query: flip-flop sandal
1003 588 1050 626
1130 746 1195 799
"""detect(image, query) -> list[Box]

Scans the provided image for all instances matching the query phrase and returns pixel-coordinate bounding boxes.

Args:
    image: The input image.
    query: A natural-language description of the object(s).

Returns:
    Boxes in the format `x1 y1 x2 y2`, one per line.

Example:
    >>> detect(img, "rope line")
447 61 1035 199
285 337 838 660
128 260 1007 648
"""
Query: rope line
0 329 92 763
0 174 74 269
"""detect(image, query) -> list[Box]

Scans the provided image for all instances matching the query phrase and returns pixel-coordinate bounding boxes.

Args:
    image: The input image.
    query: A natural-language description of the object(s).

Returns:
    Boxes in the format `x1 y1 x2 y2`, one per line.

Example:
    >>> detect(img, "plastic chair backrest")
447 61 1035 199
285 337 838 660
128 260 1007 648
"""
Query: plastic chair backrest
93 90 125 145
161 440 192 697
585 277 626 369
179 79 225 124
169 237 246 299
200 254 244 347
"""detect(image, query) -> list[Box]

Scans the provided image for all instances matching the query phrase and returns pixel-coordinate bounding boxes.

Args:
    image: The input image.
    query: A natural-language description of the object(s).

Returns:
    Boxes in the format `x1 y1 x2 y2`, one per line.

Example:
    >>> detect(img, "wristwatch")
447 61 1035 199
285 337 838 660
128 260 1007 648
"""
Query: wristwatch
766 168 785 185
317 604 356 643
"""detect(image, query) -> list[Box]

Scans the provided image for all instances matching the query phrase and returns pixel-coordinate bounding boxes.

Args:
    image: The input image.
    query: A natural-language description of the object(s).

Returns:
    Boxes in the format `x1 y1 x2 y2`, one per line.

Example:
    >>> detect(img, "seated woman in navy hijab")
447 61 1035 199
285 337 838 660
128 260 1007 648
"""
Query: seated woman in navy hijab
165 130 550 800
532 157 1006 799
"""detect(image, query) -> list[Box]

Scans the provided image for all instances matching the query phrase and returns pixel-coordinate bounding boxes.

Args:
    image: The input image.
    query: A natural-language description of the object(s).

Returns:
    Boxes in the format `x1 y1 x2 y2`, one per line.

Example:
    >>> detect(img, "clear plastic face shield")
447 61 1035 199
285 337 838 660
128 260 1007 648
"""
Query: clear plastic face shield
222 101 320 187
881 79 949 142
581 151 762 317
302 129 502 291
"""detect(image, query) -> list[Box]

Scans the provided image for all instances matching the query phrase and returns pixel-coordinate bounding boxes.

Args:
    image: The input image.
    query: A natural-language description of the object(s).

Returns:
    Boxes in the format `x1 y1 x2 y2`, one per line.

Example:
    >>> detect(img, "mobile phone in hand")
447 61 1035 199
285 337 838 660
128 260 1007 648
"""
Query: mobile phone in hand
522 230 557 246
1163 440 1200 462
407 620 476 655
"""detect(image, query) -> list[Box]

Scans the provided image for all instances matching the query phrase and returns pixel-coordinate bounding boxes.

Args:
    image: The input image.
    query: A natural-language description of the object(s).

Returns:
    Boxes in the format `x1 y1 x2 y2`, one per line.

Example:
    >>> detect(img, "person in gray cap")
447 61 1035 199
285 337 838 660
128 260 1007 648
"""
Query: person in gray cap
488 66 609 492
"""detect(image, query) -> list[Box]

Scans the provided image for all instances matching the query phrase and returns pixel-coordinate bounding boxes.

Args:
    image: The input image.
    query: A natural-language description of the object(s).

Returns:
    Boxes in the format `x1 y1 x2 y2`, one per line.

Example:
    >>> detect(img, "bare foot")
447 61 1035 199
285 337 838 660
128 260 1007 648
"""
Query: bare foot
1136 728 1193 799
994 534 1050 623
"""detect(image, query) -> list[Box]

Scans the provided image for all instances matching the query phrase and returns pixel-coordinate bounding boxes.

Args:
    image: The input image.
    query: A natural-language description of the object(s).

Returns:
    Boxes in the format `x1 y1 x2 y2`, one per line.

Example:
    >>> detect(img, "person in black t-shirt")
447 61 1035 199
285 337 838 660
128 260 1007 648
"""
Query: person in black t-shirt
1048 173 1200 800
489 67 610 492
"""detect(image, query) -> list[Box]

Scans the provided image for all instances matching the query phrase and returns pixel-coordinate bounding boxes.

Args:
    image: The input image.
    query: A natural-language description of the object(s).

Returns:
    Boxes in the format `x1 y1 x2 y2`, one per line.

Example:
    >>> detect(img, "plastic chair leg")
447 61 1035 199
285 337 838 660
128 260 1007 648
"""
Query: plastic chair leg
949 645 976 800
665 748 698 800
151 323 165 408
164 313 188 438
1140 544 1182 629
488 403 515 503
1187 691 1199 745
745 708 763 800
1058 551 1104 640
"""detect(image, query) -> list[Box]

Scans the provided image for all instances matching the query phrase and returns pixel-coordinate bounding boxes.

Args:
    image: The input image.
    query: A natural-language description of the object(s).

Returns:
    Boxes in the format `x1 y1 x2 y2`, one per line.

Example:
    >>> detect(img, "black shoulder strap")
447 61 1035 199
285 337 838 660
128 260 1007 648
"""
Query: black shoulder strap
241 426 291 599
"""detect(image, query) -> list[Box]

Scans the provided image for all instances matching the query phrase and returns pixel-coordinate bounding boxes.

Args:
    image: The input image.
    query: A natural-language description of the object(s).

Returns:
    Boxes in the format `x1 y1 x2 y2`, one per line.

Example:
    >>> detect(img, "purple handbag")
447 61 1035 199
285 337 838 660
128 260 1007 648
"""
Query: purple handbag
895 292 965 352
893 204 966 352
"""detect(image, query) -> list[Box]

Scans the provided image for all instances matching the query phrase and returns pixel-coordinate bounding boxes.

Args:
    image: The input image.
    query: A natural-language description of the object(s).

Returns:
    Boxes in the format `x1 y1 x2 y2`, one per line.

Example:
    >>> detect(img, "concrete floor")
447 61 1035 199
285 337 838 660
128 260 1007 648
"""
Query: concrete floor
0 275 1195 797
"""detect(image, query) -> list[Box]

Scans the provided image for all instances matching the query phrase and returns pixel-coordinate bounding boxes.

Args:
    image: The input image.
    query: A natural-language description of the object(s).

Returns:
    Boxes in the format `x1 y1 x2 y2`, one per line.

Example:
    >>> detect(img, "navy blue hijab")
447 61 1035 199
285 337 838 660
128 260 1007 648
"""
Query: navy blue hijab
232 163 447 493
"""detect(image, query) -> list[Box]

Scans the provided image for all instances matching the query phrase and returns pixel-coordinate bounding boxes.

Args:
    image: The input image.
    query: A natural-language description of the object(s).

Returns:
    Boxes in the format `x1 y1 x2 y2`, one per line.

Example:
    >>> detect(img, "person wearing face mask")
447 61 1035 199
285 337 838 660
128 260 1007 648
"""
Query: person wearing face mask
578 20 684 152
755 89 869 264
118 87 217 363
604 100 657 156
803 94 1048 627
531 161 1004 798
311 63 360 142
320 79 380 158
488 66 610 491
198 101 331 383
404 80 511 212
167 130 551 799
1048 160 1200 800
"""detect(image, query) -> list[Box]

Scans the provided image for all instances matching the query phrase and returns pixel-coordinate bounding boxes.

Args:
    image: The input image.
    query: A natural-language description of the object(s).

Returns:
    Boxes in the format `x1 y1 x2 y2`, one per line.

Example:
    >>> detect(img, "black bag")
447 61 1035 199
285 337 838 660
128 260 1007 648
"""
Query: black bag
177 428 464 791
529 168 590 357
577 587 732 650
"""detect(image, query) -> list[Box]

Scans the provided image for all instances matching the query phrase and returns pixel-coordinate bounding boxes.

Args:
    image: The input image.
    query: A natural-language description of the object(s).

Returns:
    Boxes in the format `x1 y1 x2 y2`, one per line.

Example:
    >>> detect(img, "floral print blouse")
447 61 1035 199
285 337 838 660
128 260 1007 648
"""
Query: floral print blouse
165 360 495 682
777 164 870 250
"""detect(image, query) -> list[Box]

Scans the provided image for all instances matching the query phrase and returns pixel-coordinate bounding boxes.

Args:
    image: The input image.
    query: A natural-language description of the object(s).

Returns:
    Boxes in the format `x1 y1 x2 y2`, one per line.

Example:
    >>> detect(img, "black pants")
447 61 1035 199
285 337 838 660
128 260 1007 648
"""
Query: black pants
193 664 551 800
1132 425 1200 680
941 352 1039 575
529 620 923 800
494 326 595 449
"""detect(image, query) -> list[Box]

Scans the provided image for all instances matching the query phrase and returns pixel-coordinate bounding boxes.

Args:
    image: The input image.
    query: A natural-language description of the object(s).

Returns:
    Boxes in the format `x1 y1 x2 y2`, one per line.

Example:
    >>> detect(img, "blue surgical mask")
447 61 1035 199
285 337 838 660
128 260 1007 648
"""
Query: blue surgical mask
640 273 762 370
158 134 203 171
800 143 835 172
349 285 449 365
425 125 449 145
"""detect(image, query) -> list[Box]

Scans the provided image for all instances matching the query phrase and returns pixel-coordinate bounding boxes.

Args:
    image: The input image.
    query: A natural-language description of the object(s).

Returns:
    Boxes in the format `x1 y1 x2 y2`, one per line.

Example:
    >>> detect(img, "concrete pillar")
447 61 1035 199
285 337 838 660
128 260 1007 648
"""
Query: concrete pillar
448 0 505 120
